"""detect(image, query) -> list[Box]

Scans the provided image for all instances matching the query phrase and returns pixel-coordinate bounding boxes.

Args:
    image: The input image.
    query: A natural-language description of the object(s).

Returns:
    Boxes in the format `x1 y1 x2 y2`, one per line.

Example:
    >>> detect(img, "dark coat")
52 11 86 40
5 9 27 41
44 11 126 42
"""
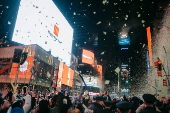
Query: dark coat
87 103 104 113
103 108 115 113
61 96 72 113
139 106 161 113
131 102 140 113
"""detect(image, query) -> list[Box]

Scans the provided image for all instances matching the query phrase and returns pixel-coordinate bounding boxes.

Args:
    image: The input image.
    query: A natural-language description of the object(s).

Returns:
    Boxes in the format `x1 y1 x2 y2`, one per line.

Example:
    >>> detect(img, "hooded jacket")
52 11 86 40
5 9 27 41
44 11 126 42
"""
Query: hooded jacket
10 107 24 113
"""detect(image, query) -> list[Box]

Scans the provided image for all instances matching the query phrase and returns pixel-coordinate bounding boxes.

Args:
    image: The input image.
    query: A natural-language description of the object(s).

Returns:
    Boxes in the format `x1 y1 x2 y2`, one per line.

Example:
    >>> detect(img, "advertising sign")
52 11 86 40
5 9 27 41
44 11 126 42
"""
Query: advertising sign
9 56 34 79
62 64 69 85
146 27 153 66
12 0 73 66
68 68 74 87
97 65 102 76
118 36 130 45
82 49 94 65
57 62 64 88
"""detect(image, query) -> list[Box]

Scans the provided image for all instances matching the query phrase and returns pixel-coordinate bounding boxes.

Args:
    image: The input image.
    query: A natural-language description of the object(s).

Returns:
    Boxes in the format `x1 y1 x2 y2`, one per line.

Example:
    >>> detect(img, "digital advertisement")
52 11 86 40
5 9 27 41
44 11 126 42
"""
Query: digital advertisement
118 36 130 45
12 0 73 66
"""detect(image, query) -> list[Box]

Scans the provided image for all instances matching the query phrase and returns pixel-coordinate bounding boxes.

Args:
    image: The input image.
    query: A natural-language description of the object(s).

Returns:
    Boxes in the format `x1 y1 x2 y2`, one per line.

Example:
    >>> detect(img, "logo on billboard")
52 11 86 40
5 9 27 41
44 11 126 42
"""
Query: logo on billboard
19 61 28 72
82 54 94 59
53 25 59 37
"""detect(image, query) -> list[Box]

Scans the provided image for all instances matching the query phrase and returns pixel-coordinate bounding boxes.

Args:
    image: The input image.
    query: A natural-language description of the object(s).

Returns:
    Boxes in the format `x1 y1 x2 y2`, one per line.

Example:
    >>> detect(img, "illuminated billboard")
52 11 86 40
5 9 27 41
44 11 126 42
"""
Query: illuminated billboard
82 49 94 65
118 36 130 45
12 0 73 66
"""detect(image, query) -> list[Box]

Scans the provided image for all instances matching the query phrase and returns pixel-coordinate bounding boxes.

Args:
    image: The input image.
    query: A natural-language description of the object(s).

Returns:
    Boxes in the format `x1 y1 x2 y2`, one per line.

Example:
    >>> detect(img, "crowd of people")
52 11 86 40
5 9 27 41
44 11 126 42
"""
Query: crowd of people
0 85 169 113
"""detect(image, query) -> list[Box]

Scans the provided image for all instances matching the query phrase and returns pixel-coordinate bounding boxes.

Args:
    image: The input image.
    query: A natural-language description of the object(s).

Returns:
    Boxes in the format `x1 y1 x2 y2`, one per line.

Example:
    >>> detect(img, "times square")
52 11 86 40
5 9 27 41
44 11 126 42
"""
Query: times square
0 0 169 113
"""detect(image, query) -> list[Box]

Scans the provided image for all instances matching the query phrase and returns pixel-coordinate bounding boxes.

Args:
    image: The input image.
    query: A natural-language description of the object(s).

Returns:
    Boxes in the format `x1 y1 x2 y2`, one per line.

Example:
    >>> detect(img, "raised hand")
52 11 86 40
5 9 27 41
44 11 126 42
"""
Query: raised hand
1 86 9 98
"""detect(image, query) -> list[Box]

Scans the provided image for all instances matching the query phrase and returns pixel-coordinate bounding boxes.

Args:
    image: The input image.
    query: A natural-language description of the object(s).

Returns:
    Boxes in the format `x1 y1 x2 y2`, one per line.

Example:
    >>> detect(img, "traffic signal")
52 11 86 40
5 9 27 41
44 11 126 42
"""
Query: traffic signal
154 61 158 68
163 78 167 86
154 60 162 69
157 70 162 76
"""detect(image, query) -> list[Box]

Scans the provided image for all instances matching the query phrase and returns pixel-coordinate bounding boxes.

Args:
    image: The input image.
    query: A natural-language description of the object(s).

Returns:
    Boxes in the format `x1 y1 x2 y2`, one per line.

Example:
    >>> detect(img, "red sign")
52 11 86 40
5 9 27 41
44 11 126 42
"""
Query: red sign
82 49 94 65
57 62 64 88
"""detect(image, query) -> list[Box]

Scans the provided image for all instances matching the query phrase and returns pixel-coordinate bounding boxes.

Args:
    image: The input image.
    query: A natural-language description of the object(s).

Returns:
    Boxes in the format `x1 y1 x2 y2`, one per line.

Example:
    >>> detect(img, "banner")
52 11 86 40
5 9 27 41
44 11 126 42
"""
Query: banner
146 27 153 66
57 62 64 88
62 64 69 85
82 49 94 65
69 69 74 87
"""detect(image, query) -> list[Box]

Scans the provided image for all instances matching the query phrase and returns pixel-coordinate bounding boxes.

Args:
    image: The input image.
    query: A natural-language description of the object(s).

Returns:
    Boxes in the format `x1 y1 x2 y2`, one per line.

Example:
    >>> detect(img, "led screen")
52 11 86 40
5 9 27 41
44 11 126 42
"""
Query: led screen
118 36 130 45
12 0 73 66
82 49 94 65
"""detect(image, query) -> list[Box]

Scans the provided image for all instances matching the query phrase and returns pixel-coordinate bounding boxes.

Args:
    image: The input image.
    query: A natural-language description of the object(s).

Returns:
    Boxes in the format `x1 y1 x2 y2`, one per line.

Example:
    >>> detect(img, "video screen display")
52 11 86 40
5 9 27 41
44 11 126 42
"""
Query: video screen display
118 36 130 45
82 49 94 65
12 0 73 66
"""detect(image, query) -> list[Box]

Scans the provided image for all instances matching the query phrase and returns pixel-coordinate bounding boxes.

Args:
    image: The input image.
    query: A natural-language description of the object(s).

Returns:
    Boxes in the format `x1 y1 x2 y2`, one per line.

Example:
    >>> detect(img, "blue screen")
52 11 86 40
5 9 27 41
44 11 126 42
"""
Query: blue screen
118 36 130 45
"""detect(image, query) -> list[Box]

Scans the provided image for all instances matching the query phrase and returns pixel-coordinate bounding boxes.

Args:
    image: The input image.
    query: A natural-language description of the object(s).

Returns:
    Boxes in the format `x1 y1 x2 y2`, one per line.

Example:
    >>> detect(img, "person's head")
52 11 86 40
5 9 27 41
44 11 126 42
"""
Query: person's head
142 94 156 106
6 91 13 103
104 101 113 109
63 90 69 96
12 100 24 109
75 99 81 104
51 95 58 107
94 96 104 106
116 101 132 113
112 98 116 102
131 97 139 103
164 100 169 104
154 100 163 108
38 100 50 113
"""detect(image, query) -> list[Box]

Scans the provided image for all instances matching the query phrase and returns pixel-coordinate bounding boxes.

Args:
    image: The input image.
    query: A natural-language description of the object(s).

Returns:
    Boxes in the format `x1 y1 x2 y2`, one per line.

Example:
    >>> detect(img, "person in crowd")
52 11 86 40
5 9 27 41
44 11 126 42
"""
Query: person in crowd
154 100 168 113
68 104 81 113
55 87 64 113
10 100 24 113
136 94 160 113
102 91 111 101
61 90 72 113
103 101 115 113
32 99 50 113
86 96 105 113
131 96 140 113
50 94 60 113
165 99 170 112
116 101 132 113
75 99 84 113
84 94 90 107
111 98 117 112
123 95 129 101
0 97 11 113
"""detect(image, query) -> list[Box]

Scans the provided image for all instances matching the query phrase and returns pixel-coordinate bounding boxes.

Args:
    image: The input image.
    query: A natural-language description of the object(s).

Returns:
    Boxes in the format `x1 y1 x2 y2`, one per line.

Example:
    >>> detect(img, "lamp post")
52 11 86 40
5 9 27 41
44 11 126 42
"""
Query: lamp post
115 67 121 95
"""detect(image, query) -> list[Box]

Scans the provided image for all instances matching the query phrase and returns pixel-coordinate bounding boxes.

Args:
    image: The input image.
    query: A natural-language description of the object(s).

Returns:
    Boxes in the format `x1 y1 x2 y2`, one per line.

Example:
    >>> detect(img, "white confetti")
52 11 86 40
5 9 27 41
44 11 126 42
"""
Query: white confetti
138 14 141 17
141 20 145 23
103 31 107 35
8 21 11 24
96 21 102 25
101 51 105 55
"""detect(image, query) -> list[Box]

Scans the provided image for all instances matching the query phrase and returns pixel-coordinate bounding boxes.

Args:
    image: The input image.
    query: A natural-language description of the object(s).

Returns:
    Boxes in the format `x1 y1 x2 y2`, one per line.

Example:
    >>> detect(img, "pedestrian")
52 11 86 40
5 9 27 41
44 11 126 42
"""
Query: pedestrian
103 101 115 113
116 101 132 113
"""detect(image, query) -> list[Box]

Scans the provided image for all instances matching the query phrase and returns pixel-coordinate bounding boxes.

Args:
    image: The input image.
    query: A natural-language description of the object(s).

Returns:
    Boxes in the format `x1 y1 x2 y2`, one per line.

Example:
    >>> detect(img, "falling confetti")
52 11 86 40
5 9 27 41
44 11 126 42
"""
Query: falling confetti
96 21 101 25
